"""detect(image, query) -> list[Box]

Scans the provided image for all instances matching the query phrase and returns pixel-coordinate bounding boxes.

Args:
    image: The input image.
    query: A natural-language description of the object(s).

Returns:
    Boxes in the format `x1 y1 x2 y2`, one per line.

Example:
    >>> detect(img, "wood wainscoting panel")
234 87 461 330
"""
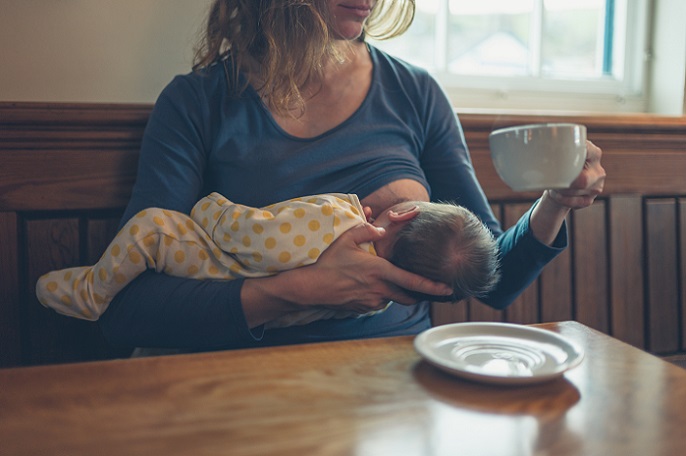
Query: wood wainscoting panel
460 112 686 200
572 201 610 333
609 195 645 349
645 199 680 353
429 301 468 327
0 148 139 212
0 212 22 366
25 217 82 365
681 199 686 352
23 216 131 365
2 103 685 365
503 203 540 324
86 216 123 264
467 298 504 323
0 102 147 212
539 229 573 324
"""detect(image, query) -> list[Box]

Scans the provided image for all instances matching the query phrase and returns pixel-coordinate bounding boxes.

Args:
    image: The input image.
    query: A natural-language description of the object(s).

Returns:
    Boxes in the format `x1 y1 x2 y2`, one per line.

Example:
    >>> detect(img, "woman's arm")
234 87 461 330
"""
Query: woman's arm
417 77 605 309
529 141 606 245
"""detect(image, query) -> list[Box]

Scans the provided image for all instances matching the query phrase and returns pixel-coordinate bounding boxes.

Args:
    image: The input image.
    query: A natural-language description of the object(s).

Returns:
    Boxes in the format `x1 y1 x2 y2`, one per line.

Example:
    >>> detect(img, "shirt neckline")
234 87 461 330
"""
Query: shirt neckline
246 44 378 142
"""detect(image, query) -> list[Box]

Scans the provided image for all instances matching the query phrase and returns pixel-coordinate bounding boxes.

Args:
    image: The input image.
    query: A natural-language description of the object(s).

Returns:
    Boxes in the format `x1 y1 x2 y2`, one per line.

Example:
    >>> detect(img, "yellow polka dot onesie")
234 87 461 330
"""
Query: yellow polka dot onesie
36 192 380 328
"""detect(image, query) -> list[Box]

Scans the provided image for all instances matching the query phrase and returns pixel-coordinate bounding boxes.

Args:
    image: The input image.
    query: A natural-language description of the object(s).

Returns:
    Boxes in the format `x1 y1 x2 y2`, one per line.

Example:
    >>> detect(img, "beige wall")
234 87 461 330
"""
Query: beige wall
1 0 685 114
0 0 213 103
648 0 686 116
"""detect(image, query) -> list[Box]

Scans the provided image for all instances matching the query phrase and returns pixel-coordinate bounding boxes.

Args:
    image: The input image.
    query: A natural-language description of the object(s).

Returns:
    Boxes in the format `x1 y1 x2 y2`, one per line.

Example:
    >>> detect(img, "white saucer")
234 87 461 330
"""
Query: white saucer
414 322 584 385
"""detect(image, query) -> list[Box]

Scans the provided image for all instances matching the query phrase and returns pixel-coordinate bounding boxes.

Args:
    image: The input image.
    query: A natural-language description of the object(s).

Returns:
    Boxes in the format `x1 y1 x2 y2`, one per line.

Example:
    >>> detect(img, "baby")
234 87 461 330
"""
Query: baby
36 192 500 328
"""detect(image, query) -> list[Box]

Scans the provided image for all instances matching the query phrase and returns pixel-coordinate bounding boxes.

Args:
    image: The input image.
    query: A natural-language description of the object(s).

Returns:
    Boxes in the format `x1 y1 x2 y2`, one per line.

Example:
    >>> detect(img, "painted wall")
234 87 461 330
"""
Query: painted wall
1 0 684 114
648 0 686 115
0 0 212 103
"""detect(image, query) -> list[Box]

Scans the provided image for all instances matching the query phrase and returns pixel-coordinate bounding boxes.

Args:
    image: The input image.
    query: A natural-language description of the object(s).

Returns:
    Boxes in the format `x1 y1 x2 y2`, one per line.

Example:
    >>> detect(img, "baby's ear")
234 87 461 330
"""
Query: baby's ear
387 205 419 223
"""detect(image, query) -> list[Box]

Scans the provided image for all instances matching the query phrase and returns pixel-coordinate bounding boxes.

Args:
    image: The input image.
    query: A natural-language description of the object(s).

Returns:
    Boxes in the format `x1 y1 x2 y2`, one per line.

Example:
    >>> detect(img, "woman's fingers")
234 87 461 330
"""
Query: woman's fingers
311 223 453 310
548 140 606 209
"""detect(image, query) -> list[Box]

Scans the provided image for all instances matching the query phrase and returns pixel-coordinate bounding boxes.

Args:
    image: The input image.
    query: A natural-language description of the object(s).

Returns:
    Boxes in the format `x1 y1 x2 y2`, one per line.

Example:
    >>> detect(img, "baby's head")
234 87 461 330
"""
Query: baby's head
373 201 501 302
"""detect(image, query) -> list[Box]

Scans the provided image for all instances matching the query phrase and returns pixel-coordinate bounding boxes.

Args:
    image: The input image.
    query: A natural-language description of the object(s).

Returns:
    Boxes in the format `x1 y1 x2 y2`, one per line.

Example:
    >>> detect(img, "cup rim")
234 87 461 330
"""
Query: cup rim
489 123 586 137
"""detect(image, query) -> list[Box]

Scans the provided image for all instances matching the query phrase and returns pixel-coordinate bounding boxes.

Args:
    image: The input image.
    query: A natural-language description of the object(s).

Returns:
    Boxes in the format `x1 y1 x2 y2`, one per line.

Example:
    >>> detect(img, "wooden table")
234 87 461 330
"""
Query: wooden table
1 321 685 456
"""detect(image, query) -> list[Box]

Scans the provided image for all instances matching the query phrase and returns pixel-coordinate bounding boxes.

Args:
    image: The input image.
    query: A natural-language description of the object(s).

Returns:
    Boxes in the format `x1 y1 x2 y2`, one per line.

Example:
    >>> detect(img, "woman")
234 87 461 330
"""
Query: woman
99 0 605 350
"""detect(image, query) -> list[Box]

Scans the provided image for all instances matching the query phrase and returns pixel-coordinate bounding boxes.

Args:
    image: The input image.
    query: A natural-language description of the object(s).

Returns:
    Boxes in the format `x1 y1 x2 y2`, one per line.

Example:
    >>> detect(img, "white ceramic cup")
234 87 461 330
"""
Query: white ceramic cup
488 123 587 191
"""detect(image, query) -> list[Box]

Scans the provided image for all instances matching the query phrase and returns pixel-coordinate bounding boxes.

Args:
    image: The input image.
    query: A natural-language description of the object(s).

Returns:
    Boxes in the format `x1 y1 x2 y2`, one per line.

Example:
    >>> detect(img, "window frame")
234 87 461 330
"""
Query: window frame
373 0 652 113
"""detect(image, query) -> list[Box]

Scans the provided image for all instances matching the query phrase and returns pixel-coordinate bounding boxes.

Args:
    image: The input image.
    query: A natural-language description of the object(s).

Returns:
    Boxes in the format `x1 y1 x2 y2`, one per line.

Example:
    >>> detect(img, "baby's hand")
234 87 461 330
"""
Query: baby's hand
363 206 375 223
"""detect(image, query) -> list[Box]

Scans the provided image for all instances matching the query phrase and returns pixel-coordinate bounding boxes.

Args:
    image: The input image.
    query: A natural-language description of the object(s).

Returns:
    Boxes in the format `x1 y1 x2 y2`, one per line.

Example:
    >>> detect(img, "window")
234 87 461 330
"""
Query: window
370 0 651 112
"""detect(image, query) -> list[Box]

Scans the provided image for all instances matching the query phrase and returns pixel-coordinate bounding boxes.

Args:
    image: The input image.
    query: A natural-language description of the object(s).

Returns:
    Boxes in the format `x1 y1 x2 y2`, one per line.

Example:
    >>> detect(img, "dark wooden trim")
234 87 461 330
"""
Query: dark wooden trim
0 148 140 211
0 102 148 212
457 110 686 132
0 102 152 127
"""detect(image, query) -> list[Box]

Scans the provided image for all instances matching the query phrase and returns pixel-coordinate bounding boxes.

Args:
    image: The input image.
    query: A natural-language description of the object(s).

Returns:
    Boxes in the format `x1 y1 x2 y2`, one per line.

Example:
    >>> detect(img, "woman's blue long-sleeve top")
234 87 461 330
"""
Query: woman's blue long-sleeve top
99 45 566 350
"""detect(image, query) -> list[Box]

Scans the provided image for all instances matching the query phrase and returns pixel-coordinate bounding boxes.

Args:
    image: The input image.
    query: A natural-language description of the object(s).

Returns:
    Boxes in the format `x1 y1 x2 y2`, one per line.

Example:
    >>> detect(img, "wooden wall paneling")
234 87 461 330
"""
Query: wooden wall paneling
645 199 680 353
468 203 504 323
25 217 81 364
24 217 120 365
0 148 139 212
0 212 22 367
3 104 686 364
539 214 573 324
0 102 147 213
468 297 504 322
461 113 686 200
608 195 645 349
430 301 468 327
572 201 610 333
681 199 686 351
86 216 123 264
503 203 540 324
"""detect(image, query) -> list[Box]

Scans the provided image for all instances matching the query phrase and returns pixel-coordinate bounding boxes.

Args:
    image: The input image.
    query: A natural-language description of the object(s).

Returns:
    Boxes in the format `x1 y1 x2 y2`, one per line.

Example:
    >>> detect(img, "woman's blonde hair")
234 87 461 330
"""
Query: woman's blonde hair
193 0 415 117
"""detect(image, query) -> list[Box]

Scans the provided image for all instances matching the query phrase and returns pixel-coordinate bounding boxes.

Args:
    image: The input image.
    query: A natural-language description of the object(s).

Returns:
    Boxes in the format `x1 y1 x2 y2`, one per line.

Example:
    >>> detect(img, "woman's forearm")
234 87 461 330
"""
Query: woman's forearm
99 270 257 349
240 270 311 328
529 191 571 246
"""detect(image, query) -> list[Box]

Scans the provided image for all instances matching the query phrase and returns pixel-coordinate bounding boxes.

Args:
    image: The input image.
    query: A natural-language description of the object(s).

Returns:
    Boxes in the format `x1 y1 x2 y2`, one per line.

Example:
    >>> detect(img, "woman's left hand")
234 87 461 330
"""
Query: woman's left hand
530 140 606 245
544 140 606 209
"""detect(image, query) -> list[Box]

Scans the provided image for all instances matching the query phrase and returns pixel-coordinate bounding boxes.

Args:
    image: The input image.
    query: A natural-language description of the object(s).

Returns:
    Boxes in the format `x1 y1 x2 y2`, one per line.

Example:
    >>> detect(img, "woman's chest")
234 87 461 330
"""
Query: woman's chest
360 179 430 217
205 118 428 207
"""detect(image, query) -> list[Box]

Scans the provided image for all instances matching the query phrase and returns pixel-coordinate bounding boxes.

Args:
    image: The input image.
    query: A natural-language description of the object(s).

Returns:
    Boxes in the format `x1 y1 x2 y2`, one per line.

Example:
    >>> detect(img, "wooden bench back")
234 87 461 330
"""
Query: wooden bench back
2 102 685 367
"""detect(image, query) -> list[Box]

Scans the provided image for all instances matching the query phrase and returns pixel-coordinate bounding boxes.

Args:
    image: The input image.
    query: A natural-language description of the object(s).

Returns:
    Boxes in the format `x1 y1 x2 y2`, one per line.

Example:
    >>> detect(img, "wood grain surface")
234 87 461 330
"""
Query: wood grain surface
1 321 685 456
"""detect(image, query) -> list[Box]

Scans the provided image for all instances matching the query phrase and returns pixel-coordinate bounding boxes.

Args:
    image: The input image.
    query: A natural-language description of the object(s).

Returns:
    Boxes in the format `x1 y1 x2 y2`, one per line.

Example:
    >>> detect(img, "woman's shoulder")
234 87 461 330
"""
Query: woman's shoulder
368 45 434 83
151 57 258 131
368 44 443 100
158 60 231 105
367 44 450 119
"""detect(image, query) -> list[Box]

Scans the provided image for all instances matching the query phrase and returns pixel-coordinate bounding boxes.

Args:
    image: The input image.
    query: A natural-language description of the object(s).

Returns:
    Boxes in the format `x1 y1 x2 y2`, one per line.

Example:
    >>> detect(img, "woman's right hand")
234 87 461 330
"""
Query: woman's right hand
239 223 453 328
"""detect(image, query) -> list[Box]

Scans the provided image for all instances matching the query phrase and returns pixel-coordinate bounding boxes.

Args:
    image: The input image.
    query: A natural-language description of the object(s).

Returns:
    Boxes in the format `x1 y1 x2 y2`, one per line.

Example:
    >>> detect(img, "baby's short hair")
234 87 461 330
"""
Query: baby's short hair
389 201 500 302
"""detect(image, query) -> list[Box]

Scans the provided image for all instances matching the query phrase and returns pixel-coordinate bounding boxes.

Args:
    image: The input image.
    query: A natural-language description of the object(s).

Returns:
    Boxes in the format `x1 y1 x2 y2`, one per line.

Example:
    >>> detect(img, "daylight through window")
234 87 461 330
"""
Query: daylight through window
370 0 650 112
